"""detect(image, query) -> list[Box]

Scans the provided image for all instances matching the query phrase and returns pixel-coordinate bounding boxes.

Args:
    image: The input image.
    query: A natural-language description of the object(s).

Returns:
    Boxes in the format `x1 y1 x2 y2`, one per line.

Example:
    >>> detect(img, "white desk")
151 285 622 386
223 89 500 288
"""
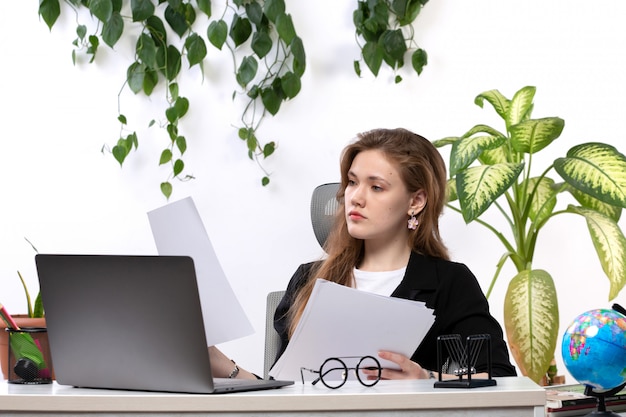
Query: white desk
0 377 545 416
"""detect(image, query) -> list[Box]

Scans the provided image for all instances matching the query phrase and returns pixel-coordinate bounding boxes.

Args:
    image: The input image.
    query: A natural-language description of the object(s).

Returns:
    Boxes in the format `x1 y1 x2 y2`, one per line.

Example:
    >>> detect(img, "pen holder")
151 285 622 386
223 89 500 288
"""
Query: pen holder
6 327 53 384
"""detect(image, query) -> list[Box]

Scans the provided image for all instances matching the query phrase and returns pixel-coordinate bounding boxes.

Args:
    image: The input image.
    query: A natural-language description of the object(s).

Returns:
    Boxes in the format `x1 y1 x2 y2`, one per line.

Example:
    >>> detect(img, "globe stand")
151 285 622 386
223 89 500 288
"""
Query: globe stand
583 382 626 416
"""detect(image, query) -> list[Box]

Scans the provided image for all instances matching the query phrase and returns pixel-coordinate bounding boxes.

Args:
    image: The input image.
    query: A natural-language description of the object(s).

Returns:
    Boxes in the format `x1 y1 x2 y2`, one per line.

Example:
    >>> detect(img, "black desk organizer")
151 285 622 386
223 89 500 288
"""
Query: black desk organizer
434 334 497 388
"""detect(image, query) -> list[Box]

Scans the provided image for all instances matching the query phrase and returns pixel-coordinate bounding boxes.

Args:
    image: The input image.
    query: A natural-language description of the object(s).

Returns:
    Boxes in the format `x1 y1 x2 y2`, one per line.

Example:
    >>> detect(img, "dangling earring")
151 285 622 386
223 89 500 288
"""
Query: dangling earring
408 212 419 230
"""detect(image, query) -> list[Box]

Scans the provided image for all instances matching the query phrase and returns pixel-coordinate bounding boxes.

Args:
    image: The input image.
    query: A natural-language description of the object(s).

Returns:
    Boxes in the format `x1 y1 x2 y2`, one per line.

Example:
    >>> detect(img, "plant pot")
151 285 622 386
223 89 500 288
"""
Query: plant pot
0 316 53 380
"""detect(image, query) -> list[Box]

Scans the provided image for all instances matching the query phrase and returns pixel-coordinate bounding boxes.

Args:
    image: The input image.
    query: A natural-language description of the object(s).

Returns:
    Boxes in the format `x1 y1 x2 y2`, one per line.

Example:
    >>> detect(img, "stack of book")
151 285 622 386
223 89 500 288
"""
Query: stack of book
546 384 626 416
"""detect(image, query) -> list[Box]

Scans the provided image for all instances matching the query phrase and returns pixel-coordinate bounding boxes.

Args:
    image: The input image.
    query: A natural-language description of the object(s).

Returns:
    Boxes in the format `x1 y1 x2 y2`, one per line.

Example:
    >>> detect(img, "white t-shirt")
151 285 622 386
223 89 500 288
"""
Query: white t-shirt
353 266 406 296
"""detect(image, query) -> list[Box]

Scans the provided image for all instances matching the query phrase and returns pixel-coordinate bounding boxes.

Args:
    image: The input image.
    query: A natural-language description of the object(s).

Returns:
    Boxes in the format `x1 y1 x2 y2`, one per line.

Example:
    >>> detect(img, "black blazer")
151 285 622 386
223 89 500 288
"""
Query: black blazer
273 251 517 377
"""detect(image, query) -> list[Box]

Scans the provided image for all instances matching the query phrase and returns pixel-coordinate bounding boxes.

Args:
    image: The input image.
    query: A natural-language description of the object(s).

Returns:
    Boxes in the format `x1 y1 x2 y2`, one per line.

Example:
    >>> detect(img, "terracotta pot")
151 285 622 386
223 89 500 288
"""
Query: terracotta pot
0 316 52 380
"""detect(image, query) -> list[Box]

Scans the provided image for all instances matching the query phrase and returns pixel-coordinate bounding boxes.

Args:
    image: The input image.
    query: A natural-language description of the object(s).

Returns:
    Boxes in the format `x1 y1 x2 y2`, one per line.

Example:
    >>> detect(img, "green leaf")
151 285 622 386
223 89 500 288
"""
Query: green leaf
176 136 187 154
263 0 285 23
263 141 276 158
474 89 511 122
165 107 177 123
131 0 155 22
127 61 146 94
33 292 44 318
564 183 622 222
163 45 182 80
411 48 427 75
76 24 87 40
236 56 258 87
173 159 184 176
276 13 296 44
207 20 228 50
261 87 281 115
380 29 406 62
102 12 124 47
510 117 565 154
185 33 207 67
197 0 211 17
174 96 189 118
112 144 129 166
143 68 158 95
504 269 559 384
118 114 127 124
159 149 173 164
456 162 524 222
39 0 61 30
354 60 362 77
507 86 536 128
169 82 179 100
89 0 113 22
525 177 557 225
87 35 100 62
262 176 270 186
137 33 157 67
165 4 189 37
290 36 306 77
230 14 252 47
362 41 383 76
449 135 506 176
146 15 167 46
554 142 626 208
251 31 272 58
161 182 173 199
246 134 257 153
245 2 264 26
280 71 301 99
568 205 626 300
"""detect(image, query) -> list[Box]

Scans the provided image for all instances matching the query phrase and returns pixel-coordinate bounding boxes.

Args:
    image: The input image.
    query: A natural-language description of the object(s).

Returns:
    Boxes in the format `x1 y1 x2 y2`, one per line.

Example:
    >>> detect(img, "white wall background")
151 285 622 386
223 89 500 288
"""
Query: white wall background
2 0 625 382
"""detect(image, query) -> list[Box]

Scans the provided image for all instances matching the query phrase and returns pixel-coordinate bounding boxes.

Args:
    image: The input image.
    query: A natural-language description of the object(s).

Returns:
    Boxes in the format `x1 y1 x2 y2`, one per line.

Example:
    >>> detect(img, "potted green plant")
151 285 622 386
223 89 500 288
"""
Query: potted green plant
433 85 626 384
0 239 47 379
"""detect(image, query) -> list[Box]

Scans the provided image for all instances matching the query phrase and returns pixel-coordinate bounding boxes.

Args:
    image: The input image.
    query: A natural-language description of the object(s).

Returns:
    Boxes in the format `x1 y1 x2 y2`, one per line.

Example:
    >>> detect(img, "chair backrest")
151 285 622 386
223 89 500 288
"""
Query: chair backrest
263 183 340 379
263 290 286 379
310 183 341 249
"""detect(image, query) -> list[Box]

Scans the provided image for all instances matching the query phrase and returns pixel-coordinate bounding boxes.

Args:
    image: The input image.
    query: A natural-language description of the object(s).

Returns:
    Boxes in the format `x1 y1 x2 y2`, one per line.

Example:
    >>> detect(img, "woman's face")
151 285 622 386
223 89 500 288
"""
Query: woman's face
344 149 421 243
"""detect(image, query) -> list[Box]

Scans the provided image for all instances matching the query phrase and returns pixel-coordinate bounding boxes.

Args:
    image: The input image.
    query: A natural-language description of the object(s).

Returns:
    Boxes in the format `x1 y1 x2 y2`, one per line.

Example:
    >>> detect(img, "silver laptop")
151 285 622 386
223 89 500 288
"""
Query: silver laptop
35 254 293 394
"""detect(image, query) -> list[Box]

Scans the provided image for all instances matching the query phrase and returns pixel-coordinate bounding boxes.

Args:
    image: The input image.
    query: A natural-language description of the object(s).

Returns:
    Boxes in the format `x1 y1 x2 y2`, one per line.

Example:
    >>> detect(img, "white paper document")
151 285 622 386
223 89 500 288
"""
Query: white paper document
269 279 435 381
147 196 254 346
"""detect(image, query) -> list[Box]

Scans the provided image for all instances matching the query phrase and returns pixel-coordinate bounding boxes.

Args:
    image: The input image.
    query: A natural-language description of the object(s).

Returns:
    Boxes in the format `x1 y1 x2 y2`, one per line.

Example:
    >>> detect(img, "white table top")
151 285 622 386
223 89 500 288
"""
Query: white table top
0 377 545 414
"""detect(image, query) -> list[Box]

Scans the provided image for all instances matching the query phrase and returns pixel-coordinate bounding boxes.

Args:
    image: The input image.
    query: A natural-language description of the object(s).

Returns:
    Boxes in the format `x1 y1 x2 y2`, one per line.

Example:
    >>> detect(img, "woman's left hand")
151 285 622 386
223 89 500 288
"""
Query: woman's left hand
361 350 430 380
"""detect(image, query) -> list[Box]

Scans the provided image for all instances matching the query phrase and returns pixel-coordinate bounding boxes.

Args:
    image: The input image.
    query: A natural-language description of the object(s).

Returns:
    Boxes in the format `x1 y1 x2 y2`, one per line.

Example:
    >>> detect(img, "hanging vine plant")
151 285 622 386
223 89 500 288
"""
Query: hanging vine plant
353 0 429 83
37 0 306 198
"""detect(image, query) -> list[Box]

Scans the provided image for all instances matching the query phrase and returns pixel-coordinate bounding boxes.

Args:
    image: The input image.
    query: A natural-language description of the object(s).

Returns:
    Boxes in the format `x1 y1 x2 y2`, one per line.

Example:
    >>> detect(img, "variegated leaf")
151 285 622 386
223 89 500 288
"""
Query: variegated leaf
479 145 509 165
474 89 510 121
510 117 564 154
507 86 536 128
456 162 524 222
461 124 507 139
567 205 626 300
554 142 626 208
504 269 559 384
432 136 459 148
562 183 621 221
526 177 557 225
450 135 506 176
446 178 458 202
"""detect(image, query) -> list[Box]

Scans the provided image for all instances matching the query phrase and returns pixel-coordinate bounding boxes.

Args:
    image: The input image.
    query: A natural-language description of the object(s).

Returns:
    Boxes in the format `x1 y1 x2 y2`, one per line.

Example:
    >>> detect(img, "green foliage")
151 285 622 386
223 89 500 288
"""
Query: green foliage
16 239 43 318
434 86 626 384
353 0 428 79
38 0 306 198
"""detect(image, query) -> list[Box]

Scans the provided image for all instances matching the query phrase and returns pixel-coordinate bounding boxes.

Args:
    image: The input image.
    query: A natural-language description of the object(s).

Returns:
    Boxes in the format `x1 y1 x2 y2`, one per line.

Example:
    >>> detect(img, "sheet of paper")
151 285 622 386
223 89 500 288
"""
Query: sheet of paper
269 279 435 381
147 196 254 346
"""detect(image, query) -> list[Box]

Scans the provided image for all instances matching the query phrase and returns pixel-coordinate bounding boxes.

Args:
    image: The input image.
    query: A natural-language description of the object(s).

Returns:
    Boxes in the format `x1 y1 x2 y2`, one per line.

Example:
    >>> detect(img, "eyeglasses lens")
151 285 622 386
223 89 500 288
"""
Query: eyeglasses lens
356 355 381 387
319 358 348 389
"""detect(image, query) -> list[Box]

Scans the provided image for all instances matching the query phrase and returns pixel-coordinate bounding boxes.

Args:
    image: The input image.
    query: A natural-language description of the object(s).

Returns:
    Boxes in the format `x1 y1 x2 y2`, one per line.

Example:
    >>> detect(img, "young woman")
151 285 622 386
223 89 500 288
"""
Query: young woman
213 127 516 380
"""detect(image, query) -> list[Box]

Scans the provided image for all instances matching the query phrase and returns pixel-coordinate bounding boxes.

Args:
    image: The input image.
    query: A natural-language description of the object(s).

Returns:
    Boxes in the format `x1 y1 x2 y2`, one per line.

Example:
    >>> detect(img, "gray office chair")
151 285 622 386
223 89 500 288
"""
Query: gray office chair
263 182 341 379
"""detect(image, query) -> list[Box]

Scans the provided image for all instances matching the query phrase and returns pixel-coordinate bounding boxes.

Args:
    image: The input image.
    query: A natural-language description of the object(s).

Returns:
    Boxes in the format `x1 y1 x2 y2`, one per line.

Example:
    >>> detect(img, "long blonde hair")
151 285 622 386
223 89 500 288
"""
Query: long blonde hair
287 128 449 337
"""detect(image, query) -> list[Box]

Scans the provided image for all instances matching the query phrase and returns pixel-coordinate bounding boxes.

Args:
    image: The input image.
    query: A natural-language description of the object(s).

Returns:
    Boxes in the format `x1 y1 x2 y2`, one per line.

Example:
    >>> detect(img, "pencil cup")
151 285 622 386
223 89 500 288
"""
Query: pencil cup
6 327 53 384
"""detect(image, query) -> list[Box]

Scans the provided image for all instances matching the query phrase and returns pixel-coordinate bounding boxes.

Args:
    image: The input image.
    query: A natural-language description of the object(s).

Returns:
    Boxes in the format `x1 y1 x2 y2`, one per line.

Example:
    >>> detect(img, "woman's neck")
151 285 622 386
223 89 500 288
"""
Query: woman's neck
358 238 412 272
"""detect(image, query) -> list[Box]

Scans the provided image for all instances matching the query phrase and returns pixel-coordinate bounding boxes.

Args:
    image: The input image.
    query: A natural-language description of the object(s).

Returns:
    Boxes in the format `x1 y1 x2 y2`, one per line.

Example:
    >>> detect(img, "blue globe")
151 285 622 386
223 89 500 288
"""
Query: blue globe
561 308 626 390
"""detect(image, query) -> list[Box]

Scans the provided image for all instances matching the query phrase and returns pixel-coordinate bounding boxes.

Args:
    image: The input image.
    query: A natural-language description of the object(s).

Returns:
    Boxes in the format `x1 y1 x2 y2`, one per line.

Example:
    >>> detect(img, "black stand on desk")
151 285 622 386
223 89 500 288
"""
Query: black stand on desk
434 334 497 389
583 382 626 416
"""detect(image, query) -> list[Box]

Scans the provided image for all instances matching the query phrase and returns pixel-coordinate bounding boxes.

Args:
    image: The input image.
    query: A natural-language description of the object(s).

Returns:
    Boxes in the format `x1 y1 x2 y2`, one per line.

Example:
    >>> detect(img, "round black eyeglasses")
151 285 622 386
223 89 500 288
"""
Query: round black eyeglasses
300 355 382 389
